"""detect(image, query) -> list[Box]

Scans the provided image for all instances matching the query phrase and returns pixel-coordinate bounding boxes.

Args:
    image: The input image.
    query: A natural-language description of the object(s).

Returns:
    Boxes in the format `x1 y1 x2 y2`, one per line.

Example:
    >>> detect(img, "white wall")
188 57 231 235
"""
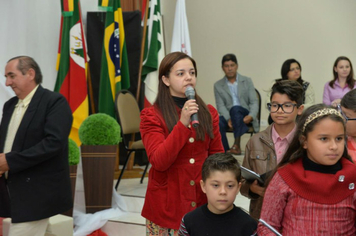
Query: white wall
1 0 356 124
162 0 356 124
0 0 98 91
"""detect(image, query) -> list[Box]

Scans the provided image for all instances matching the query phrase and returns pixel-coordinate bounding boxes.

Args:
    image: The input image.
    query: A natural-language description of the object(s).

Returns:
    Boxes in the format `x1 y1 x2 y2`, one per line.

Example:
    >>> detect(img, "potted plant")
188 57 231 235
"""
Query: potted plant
78 113 121 213
63 138 80 216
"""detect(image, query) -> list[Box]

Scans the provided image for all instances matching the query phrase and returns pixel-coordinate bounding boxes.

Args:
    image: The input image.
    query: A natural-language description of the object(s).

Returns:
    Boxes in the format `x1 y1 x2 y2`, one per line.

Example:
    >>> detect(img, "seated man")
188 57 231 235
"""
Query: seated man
214 54 259 154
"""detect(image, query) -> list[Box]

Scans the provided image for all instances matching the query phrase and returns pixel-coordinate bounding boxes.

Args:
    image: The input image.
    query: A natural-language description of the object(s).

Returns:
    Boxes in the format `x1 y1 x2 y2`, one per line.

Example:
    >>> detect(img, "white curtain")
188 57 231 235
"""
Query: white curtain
0 0 98 117
0 1 61 90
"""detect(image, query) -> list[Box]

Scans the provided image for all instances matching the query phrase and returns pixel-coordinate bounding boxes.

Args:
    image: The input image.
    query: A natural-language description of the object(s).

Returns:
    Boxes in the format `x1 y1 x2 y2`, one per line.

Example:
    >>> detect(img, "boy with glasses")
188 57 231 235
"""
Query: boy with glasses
340 89 356 162
240 80 304 219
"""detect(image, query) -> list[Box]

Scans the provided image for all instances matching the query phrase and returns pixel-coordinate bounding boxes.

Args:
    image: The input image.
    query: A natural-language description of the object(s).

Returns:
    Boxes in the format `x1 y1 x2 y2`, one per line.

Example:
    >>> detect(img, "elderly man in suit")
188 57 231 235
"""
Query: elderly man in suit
214 54 259 154
0 56 73 236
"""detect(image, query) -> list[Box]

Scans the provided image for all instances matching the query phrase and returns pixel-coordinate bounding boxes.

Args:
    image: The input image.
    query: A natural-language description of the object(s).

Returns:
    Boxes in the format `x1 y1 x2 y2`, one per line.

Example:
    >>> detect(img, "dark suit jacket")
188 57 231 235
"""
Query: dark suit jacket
0 85 73 223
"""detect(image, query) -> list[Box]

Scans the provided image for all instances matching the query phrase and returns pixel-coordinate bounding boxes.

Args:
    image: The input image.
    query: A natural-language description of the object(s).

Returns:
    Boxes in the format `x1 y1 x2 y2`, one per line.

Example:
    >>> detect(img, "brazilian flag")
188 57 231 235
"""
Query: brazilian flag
98 0 130 117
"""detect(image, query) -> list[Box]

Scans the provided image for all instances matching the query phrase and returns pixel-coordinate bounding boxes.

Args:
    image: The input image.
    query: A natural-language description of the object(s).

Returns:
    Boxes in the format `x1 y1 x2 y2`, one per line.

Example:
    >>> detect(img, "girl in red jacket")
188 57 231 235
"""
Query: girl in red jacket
140 52 224 235
258 104 356 235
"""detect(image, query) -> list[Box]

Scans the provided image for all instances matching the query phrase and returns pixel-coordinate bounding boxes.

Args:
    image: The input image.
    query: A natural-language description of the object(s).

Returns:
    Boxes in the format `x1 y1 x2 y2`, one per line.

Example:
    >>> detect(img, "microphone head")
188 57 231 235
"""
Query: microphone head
185 85 195 98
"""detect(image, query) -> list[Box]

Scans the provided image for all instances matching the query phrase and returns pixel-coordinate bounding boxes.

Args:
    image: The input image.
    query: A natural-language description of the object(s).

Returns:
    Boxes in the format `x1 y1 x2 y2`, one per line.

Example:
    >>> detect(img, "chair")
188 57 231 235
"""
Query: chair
227 88 261 137
114 90 149 190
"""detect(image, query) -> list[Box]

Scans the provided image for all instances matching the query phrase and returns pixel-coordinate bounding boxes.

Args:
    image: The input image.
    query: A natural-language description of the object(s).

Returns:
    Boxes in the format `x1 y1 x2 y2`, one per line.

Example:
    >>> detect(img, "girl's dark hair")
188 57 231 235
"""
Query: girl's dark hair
266 104 350 185
329 56 355 89
154 52 213 140
201 153 241 182
341 89 356 112
280 58 303 86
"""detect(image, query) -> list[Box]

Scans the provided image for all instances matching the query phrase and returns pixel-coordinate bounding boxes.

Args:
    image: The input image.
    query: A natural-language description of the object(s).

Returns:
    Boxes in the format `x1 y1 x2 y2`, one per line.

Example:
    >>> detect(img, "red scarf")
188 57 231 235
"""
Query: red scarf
278 158 356 204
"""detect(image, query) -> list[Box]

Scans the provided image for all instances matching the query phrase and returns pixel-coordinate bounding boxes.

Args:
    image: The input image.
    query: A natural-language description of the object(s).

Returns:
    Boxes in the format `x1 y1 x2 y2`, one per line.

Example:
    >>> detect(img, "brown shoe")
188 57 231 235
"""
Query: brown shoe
226 144 241 155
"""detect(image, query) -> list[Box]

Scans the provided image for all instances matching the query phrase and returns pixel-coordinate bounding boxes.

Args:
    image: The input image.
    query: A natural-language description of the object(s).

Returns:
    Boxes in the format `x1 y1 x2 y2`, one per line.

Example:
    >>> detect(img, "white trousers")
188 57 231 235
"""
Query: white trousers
8 218 49 236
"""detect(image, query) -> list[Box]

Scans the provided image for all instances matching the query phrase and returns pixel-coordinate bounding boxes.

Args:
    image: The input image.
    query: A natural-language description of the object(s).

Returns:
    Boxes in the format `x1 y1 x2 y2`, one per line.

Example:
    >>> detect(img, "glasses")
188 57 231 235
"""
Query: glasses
267 103 298 114
337 104 356 122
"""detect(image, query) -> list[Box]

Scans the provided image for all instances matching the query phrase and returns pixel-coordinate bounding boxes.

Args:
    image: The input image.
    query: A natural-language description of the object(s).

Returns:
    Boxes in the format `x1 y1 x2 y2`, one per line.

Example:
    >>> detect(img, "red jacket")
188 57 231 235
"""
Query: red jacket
140 104 224 229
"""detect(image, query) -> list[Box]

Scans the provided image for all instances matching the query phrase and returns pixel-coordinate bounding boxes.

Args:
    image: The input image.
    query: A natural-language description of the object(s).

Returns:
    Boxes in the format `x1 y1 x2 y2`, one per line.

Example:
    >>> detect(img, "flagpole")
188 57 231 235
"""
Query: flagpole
125 0 150 171
87 64 96 113
135 0 150 101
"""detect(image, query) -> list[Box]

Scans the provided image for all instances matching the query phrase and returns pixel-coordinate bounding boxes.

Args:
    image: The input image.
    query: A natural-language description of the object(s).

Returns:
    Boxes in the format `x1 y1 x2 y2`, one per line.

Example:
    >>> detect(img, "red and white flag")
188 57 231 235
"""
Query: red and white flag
142 0 165 107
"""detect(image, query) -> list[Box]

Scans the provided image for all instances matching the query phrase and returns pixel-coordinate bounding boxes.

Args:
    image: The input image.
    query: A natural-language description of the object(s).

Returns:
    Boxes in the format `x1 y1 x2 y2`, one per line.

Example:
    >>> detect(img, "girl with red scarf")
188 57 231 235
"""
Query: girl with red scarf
258 104 356 235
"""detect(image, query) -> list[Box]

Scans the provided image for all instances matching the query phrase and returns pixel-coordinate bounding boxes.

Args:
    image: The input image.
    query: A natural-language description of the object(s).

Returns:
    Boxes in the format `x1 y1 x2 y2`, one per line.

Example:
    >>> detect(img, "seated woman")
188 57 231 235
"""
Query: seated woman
267 58 315 124
323 56 356 107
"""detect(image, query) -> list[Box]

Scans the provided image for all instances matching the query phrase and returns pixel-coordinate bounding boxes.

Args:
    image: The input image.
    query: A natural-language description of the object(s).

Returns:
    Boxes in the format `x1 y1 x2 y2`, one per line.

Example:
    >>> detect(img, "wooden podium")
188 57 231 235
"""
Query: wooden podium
81 145 117 213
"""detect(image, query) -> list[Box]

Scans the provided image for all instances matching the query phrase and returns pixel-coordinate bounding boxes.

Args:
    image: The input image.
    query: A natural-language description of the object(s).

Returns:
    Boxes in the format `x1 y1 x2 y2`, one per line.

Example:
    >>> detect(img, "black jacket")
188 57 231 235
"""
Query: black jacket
0 86 73 223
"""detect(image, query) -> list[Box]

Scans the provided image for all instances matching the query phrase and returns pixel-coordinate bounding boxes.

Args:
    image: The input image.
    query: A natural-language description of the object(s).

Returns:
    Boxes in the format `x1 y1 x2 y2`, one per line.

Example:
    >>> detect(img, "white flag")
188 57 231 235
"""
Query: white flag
171 0 192 56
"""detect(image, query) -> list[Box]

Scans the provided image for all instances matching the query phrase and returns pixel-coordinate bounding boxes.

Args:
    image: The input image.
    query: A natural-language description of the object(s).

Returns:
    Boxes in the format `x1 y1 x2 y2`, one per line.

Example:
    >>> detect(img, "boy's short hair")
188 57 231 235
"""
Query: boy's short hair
341 89 356 112
221 54 238 66
270 80 304 106
201 153 241 182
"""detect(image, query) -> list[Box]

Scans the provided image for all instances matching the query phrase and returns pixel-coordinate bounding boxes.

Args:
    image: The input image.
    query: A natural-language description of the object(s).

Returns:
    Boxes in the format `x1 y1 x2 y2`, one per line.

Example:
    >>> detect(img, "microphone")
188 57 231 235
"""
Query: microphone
185 86 199 128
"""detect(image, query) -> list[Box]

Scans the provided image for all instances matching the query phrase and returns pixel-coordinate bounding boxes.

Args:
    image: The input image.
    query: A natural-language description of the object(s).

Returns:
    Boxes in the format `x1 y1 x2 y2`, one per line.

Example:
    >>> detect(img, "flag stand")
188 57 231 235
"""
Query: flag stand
125 0 150 172
87 65 96 114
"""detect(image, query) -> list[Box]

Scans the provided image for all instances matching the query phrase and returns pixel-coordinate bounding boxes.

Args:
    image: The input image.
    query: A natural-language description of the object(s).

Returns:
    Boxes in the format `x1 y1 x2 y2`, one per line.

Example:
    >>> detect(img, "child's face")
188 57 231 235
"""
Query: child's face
270 93 303 126
303 118 345 165
200 170 241 214
341 106 356 137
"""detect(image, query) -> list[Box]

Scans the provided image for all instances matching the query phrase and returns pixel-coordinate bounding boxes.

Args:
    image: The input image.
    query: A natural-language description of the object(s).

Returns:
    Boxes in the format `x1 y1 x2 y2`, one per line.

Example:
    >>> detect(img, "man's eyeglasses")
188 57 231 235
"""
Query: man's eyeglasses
267 103 298 114
337 104 356 122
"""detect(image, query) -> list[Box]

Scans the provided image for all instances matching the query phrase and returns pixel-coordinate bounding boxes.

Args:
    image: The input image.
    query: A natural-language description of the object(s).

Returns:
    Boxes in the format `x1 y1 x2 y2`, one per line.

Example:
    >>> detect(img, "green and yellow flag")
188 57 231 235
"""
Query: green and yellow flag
98 0 130 117
55 0 89 145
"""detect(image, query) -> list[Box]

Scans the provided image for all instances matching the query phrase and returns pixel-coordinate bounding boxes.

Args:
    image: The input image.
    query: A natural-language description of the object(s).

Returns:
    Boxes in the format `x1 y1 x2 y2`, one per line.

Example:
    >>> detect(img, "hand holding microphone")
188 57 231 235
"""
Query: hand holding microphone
184 86 199 128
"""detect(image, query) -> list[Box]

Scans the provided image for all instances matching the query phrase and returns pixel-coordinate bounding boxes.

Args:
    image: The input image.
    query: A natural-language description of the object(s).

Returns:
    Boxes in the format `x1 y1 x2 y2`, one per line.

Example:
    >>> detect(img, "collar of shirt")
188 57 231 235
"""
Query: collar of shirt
272 124 296 163
334 79 349 89
18 85 39 108
271 124 296 143
347 136 356 150
224 74 238 84
347 136 356 163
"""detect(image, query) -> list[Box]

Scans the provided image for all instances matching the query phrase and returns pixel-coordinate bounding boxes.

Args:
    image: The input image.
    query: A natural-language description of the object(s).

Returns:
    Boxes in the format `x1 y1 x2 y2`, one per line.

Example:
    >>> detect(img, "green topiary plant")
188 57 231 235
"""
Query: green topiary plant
79 113 121 145
68 138 80 165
